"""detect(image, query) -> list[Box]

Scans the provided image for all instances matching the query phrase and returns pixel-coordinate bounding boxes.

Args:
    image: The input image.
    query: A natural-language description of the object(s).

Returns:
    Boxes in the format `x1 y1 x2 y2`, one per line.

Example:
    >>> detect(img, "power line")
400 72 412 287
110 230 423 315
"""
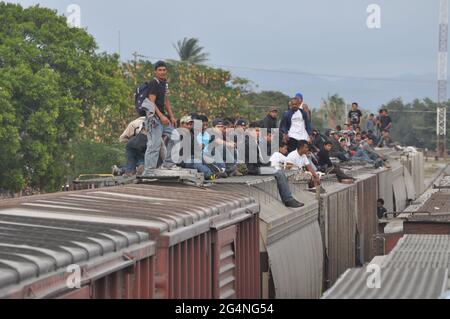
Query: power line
389 110 449 114
129 52 438 85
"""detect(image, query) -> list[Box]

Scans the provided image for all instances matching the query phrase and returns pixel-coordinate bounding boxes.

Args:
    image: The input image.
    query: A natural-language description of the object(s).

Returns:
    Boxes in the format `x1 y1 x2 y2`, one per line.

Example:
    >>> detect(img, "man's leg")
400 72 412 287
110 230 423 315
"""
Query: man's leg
224 146 237 174
144 120 163 173
185 163 214 179
125 145 139 174
287 138 298 153
274 170 294 203
161 124 180 167
332 164 354 181
354 149 374 164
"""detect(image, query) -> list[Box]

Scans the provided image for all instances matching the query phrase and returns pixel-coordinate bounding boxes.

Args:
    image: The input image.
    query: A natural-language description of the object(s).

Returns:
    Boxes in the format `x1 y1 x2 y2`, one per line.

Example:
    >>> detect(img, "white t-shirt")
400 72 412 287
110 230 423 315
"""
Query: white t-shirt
288 110 309 141
286 150 310 169
270 152 287 168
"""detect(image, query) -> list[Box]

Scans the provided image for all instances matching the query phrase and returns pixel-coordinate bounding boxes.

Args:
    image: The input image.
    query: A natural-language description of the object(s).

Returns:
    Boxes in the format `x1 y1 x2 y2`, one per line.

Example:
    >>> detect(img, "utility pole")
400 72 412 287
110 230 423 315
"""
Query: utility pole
118 30 121 58
437 0 448 157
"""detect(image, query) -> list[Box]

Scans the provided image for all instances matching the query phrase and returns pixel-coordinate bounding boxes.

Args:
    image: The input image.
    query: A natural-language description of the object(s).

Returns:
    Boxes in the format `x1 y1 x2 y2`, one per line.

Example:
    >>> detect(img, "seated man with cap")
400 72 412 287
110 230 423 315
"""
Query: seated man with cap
207 118 239 176
261 107 279 134
178 115 219 180
244 122 305 208
235 118 248 130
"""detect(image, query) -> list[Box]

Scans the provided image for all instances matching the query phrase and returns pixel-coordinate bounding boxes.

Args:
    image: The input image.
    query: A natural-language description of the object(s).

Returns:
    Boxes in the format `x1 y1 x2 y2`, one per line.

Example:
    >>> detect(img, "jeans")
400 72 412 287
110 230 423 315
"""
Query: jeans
144 118 179 171
352 149 374 164
257 168 294 203
125 145 145 173
260 169 294 203
184 163 214 179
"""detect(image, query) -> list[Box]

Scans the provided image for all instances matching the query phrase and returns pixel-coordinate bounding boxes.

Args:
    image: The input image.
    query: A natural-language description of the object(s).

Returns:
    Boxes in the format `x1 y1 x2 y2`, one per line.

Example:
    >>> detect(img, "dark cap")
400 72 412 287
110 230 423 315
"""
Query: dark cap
154 60 167 70
235 118 248 127
213 118 225 127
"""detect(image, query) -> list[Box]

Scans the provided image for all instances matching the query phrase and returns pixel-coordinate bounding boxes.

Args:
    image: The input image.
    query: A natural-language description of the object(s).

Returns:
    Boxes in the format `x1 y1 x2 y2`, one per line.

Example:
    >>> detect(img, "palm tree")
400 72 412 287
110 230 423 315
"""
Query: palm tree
173 37 209 64
318 94 347 128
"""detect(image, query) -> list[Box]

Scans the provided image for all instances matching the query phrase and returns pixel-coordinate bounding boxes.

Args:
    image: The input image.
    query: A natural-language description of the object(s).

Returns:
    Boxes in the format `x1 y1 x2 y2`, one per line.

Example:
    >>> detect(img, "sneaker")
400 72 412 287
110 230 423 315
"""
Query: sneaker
160 163 181 171
307 187 327 194
218 172 228 179
142 169 156 176
284 199 305 208
136 165 145 176
339 178 355 184
230 170 243 177
112 165 120 176
124 171 135 177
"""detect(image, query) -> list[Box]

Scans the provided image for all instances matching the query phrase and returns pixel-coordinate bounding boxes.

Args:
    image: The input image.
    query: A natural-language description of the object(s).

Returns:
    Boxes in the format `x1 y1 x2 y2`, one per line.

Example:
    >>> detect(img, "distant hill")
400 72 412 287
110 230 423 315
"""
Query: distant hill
231 70 441 111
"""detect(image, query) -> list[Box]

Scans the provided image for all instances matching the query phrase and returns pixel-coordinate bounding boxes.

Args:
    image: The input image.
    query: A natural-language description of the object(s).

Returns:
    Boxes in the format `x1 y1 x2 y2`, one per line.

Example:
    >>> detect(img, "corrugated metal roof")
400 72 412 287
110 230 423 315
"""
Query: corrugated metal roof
267 221 323 299
0 184 258 237
322 266 448 299
0 214 153 291
322 235 450 299
214 174 324 299
421 192 450 213
383 235 450 269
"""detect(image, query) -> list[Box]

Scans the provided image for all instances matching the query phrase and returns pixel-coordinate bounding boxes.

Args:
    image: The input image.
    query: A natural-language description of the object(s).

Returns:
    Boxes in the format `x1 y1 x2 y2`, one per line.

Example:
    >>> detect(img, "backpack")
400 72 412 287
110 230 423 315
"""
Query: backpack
127 123 148 152
134 82 152 116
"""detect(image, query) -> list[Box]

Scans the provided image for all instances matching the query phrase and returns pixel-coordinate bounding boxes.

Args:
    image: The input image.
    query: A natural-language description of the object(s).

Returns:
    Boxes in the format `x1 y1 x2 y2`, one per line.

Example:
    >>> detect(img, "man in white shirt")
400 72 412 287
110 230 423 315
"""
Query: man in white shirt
270 142 289 169
280 97 313 153
286 140 321 189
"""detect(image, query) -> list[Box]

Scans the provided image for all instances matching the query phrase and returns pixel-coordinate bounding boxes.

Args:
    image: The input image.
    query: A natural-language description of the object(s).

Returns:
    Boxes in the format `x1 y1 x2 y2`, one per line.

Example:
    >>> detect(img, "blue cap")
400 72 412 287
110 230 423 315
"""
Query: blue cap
295 93 303 99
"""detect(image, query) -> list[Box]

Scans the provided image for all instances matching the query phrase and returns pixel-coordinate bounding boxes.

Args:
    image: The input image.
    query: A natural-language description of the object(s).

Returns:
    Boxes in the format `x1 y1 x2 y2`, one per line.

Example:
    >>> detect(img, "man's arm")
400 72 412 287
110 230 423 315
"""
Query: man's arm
149 94 170 125
306 164 321 185
165 94 177 126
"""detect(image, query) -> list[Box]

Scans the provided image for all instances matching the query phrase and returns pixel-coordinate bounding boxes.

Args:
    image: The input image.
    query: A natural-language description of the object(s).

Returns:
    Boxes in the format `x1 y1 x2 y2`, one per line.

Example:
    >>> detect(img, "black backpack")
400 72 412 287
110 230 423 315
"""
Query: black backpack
127 125 147 152
134 82 151 116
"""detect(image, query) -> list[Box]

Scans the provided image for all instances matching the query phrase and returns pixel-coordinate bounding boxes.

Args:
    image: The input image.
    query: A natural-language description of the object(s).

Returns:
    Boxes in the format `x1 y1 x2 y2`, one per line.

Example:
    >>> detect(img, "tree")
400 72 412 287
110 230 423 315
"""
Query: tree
382 97 449 150
0 3 129 193
315 94 347 129
122 60 255 120
241 91 290 119
173 37 210 64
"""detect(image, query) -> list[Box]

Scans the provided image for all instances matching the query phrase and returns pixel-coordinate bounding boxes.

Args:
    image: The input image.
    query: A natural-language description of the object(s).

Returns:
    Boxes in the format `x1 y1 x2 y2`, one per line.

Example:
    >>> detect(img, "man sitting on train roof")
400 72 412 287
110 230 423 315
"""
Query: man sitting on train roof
242 121 305 208
285 140 324 193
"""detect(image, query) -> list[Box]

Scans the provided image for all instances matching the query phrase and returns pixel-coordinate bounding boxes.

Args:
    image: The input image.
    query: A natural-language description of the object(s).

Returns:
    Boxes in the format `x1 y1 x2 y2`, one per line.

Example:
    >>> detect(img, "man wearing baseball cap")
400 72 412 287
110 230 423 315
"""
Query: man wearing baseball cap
179 115 194 129
235 118 248 130
261 107 279 134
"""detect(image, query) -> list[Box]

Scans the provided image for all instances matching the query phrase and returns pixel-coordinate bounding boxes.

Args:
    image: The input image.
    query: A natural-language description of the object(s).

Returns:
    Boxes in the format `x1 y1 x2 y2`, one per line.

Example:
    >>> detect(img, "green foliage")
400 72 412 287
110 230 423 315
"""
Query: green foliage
314 94 347 129
173 37 209 64
122 60 257 120
70 140 125 177
241 91 290 118
0 3 129 192
381 98 449 150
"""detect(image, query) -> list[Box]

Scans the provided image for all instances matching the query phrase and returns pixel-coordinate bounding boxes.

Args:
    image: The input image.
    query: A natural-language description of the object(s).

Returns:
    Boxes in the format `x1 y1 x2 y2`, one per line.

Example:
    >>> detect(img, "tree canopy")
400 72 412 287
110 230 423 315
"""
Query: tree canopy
0 3 129 193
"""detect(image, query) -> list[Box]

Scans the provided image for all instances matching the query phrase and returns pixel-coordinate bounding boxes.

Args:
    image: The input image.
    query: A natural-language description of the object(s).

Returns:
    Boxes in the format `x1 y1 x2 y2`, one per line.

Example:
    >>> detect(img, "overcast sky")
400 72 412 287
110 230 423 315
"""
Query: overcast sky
5 0 444 108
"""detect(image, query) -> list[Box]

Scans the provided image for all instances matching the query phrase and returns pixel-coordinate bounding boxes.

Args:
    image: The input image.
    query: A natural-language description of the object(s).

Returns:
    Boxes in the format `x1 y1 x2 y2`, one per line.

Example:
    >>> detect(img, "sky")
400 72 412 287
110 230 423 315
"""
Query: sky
4 0 445 109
